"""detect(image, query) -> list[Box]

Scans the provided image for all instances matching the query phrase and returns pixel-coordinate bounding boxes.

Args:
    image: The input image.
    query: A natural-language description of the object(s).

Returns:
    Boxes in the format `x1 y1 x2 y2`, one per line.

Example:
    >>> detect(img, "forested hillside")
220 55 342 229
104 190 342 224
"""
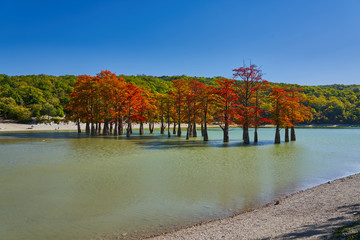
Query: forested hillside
0 74 359 124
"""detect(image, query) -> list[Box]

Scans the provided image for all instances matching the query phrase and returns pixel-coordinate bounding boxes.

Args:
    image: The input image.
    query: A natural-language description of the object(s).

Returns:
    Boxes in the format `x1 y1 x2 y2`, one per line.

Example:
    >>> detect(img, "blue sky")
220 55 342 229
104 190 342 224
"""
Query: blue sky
1 0 359 85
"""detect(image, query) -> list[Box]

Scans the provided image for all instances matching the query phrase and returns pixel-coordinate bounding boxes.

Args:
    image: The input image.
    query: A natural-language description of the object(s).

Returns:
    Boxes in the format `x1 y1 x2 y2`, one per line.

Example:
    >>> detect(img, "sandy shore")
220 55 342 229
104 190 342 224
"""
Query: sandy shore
149 173 360 240
0 121 83 132
0 121 163 132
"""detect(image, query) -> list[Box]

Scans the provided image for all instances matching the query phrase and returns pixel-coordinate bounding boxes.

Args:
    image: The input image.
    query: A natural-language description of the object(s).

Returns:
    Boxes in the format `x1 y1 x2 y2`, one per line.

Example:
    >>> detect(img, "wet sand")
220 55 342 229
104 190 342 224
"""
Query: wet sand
149 173 360 240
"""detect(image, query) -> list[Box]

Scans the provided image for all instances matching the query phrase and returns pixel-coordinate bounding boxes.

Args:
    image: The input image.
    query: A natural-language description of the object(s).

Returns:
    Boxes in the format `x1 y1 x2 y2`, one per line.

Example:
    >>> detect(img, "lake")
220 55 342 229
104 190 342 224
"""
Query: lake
0 127 359 239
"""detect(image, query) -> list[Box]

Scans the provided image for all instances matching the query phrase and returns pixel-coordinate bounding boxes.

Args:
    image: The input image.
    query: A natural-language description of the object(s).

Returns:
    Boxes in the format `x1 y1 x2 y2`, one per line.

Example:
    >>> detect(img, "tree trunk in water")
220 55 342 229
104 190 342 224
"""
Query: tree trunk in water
109 122 113 135
103 120 109 135
126 121 131 138
160 114 165 134
186 121 191 140
188 122 192 137
192 122 197 137
95 123 98 135
177 121 181 137
114 119 118 136
86 122 90 135
201 123 204 137
291 126 296 141
98 123 101 135
285 127 289 142
77 120 81 134
167 112 171 137
118 117 123 135
173 123 176 134
150 122 154 134
203 122 208 141
139 121 144 135
223 122 229 142
129 123 132 134
91 122 95 135
186 115 191 140
243 125 250 144
254 126 258 143
275 125 281 144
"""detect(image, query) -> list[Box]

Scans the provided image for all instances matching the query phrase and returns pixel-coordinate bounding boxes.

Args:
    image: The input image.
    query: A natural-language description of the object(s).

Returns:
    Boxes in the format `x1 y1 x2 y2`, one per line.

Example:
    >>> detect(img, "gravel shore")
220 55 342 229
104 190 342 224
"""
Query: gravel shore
149 173 360 240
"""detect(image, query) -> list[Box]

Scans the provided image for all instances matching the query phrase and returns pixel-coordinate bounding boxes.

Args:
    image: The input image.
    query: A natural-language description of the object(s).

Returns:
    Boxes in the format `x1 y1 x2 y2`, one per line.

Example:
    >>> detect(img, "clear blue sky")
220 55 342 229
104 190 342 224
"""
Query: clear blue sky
1 0 359 85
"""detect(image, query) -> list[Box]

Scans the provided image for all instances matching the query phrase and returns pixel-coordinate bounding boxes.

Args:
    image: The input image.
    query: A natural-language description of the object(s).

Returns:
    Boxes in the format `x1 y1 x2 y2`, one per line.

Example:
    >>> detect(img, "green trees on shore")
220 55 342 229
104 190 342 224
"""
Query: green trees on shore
0 74 76 122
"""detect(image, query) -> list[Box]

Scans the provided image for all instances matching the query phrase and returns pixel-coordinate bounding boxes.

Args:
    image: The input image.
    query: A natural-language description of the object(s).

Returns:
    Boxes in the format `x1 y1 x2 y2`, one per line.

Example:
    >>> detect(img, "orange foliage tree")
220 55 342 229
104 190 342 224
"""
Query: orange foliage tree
213 78 238 143
169 80 187 137
233 64 266 144
285 87 313 141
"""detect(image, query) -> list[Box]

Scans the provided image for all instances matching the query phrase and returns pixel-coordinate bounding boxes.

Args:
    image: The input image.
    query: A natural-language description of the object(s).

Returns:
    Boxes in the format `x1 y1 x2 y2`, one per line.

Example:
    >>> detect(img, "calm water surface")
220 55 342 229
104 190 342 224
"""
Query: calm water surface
0 128 359 239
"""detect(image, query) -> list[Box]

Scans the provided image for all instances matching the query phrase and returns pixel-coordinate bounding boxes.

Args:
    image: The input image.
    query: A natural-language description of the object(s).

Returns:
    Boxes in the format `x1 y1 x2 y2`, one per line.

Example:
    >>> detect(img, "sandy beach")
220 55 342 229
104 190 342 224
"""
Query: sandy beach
0 120 163 132
0 120 83 132
149 173 360 240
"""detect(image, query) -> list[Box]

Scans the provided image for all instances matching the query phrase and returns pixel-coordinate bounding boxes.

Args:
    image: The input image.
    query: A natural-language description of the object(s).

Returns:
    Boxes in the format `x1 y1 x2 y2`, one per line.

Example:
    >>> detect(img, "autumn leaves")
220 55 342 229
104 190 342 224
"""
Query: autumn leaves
67 65 311 144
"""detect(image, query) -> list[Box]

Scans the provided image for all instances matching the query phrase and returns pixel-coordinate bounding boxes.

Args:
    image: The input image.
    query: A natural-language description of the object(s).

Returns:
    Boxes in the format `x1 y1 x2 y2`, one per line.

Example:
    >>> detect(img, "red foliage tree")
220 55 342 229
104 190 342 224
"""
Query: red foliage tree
233 64 266 144
214 78 238 142
169 80 187 137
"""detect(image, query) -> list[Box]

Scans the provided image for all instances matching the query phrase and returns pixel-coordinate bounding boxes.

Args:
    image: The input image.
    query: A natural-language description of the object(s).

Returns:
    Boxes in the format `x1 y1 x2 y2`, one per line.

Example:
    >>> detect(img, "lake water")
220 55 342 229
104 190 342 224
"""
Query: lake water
0 128 359 239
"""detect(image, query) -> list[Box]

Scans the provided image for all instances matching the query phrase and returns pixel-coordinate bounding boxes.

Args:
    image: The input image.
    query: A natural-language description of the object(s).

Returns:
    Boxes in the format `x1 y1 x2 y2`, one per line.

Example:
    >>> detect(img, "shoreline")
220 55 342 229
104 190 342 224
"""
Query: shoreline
148 173 360 240
0 121 359 133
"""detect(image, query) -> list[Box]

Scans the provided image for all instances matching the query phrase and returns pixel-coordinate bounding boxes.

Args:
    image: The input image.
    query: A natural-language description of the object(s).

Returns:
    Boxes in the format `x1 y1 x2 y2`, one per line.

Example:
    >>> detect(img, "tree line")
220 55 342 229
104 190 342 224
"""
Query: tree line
0 70 359 127
66 66 312 144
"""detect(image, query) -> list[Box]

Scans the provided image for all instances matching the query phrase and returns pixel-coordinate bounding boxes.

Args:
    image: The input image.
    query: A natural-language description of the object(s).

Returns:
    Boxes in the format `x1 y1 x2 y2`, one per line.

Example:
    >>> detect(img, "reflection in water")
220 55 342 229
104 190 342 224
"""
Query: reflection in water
0 128 359 239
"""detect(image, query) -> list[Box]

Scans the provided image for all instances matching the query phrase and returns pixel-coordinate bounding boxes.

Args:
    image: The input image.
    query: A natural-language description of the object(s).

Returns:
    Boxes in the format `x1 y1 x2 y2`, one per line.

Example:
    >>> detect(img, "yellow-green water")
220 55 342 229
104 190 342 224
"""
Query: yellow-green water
0 128 359 239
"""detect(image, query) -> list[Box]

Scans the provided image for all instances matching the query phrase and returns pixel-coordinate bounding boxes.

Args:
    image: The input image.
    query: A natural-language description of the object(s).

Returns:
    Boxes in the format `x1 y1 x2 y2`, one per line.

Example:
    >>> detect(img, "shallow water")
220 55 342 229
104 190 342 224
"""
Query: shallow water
0 128 359 239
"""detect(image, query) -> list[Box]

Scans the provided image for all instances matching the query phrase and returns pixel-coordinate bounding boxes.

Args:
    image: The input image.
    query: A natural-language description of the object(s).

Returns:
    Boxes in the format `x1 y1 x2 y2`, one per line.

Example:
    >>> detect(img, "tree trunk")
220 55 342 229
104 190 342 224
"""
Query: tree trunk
243 125 250 144
130 123 132 134
201 123 204 137
160 113 165 134
254 126 258 143
275 125 281 144
127 121 131 138
139 121 144 135
192 122 197 137
119 116 123 135
177 121 181 137
167 112 171 137
186 116 191 140
223 122 229 142
173 123 176 134
77 119 81 134
203 120 208 141
86 121 90 135
114 119 118 136
285 127 289 142
291 126 296 141
188 122 193 137
98 123 101 135
103 120 109 135
109 122 113 135
149 122 154 134
91 122 95 135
